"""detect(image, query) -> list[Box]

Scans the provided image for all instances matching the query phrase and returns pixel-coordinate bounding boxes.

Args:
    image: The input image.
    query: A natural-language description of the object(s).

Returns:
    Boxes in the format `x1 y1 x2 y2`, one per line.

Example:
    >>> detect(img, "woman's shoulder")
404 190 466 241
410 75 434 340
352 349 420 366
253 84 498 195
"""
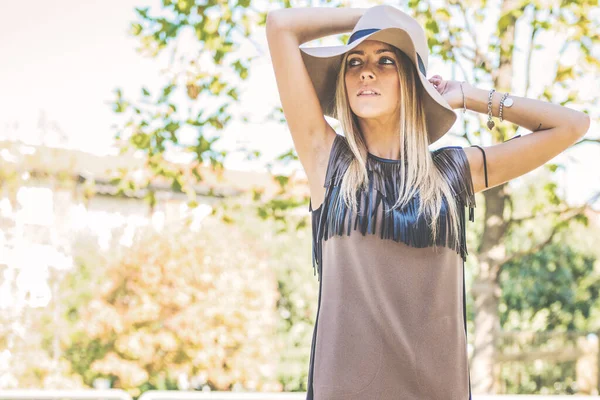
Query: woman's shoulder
431 145 469 169
431 145 465 158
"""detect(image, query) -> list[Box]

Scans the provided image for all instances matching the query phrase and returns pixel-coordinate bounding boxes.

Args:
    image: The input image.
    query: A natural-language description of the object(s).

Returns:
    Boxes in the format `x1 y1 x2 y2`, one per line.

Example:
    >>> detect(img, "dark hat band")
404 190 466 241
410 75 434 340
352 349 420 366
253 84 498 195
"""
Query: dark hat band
348 28 380 44
347 28 427 77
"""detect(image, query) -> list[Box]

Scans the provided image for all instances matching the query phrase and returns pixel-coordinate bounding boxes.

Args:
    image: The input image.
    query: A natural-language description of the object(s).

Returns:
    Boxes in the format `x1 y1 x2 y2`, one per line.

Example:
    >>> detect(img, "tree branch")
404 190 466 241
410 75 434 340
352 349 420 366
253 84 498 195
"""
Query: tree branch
573 137 600 146
507 204 582 227
524 16 539 97
455 1 495 72
499 191 600 268
498 208 581 268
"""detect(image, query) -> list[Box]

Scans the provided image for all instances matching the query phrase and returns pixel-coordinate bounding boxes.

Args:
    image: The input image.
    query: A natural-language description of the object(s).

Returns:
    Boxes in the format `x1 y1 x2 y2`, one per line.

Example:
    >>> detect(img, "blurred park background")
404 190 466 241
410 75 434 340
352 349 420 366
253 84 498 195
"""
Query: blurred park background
0 0 599 397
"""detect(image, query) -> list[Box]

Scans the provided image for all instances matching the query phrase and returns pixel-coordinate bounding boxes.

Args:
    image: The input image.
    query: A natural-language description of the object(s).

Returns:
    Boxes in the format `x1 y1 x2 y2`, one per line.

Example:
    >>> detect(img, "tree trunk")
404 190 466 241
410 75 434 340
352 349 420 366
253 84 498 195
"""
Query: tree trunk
470 0 518 389
471 185 509 393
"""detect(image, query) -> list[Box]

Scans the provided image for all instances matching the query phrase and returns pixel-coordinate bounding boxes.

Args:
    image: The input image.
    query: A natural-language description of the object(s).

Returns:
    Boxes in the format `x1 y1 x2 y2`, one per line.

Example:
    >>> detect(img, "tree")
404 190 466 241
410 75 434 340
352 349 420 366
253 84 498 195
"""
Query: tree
498 242 600 393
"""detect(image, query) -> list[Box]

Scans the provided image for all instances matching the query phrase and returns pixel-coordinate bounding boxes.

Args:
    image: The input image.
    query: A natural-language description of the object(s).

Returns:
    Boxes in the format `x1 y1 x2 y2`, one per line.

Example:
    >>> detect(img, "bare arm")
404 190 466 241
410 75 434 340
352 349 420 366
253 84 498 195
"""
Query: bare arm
463 85 589 134
266 7 367 210
461 83 591 193
268 7 367 44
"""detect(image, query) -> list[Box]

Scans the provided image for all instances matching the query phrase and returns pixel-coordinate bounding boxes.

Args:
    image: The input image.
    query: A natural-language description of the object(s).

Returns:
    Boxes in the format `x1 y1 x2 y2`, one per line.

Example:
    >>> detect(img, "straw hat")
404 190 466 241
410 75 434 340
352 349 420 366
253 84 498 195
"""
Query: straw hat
299 4 457 145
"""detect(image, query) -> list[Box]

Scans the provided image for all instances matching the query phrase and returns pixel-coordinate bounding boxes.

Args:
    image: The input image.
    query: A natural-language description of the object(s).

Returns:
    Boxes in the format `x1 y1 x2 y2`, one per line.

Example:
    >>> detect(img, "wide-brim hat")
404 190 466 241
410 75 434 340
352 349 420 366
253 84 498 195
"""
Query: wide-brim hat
299 4 457 145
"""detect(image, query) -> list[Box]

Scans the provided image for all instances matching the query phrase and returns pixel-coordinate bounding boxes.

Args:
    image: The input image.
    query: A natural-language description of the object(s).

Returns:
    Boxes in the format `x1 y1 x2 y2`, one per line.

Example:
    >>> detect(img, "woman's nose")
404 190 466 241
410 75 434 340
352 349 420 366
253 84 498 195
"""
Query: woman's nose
361 69 375 80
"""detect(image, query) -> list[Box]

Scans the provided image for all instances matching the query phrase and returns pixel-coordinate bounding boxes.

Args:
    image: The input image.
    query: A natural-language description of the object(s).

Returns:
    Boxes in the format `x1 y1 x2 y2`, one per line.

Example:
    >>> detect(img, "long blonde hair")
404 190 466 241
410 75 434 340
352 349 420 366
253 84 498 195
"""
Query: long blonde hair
334 46 462 252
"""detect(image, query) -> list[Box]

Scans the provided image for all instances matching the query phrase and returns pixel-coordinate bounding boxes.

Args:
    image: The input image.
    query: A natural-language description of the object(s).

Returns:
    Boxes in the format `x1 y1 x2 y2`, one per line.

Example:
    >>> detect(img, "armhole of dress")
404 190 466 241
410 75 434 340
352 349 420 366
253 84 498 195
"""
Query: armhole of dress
470 145 488 189
309 133 349 281
308 134 345 212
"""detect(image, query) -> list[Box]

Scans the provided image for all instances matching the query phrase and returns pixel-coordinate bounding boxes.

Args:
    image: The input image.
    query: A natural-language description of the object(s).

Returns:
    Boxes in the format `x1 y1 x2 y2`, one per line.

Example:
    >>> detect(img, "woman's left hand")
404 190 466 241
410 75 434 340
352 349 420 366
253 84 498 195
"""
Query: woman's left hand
428 75 466 110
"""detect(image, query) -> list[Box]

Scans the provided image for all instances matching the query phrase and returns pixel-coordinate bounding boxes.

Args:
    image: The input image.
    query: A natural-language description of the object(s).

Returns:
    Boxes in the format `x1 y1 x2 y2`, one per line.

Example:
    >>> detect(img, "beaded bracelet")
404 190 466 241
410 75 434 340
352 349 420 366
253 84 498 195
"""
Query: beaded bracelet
487 89 496 130
499 92 510 122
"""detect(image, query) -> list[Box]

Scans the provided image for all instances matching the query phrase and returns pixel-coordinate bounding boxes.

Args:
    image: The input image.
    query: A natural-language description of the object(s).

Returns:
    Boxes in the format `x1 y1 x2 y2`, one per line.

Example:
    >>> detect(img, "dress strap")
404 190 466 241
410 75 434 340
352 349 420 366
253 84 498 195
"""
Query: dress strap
470 145 488 189
470 135 522 191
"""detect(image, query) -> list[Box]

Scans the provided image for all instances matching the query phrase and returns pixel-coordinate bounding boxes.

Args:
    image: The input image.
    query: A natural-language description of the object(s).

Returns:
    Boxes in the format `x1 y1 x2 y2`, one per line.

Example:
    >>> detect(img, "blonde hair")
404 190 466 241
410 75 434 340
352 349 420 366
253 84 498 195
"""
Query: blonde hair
333 45 462 252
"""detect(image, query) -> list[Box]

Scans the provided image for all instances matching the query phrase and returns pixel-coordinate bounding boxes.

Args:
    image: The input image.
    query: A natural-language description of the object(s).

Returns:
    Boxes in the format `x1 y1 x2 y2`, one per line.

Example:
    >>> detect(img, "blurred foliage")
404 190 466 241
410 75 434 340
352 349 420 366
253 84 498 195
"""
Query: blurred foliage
61 203 286 397
500 244 599 332
230 197 318 392
493 171 600 394
497 359 579 395
108 0 338 226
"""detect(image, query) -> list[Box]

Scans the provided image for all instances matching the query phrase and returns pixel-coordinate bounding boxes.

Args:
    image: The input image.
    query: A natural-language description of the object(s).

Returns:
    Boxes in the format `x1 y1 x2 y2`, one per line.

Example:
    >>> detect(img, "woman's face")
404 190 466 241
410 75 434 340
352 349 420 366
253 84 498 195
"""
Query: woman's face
344 40 401 120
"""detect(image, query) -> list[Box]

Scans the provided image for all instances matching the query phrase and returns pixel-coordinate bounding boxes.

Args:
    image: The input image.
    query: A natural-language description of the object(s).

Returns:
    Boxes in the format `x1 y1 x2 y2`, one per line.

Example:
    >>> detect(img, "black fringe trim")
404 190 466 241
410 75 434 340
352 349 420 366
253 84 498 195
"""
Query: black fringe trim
432 146 477 223
309 136 477 282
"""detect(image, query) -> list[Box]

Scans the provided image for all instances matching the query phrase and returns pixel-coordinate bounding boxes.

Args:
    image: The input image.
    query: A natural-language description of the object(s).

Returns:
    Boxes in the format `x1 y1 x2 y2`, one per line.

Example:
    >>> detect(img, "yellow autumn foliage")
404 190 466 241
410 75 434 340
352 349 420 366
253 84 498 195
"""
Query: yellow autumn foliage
76 215 283 392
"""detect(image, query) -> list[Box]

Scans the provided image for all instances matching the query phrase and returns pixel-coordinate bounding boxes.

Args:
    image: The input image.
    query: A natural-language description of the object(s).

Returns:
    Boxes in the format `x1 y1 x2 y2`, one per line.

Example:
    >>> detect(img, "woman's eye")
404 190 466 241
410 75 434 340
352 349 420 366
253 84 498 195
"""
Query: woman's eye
348 57 394 67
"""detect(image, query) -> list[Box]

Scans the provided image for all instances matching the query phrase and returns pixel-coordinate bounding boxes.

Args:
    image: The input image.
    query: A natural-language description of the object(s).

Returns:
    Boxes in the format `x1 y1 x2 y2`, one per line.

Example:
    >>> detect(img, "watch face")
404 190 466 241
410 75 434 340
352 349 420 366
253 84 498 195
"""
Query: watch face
504 97 514 107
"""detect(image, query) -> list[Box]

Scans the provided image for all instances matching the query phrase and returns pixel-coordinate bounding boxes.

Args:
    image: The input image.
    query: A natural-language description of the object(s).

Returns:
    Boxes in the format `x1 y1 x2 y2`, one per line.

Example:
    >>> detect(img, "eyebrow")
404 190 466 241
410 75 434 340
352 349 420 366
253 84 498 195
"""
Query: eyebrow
347 48 395 57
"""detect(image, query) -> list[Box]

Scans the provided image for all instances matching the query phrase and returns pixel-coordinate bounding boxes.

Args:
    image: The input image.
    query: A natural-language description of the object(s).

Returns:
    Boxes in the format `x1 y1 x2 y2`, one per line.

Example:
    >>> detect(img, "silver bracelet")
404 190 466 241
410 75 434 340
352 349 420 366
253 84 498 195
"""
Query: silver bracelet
487 89 496 130
460 81 467 114
499 92 509 122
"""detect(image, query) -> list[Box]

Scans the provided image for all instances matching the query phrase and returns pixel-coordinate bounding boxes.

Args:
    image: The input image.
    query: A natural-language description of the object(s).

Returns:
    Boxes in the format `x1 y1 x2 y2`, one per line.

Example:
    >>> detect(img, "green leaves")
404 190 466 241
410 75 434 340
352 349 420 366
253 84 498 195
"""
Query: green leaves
425 19 439 34
131 131 151 149
158 83 176 103
175 0 194 14
434 8 451 21
130 23 143 36
134 6 149 19
543 182 561 206
556 65 575 82
500 244 599 332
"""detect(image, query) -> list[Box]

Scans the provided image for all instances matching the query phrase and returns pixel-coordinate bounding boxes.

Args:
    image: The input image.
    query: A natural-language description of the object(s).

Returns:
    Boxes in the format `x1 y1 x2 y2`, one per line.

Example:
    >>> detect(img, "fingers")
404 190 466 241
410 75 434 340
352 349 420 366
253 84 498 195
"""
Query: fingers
429 76 442 91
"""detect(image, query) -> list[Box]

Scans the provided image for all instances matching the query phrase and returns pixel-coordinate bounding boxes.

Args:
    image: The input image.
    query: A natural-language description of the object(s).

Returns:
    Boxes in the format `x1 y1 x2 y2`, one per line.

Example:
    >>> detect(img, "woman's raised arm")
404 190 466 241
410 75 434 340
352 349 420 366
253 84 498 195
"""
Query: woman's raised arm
266 7 365 209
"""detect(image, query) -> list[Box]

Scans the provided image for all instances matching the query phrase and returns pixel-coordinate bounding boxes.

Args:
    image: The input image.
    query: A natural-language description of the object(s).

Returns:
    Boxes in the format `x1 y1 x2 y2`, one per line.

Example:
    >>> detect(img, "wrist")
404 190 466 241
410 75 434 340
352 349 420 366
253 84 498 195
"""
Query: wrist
464 84 505 115
452 81 473 111
462 82 477 110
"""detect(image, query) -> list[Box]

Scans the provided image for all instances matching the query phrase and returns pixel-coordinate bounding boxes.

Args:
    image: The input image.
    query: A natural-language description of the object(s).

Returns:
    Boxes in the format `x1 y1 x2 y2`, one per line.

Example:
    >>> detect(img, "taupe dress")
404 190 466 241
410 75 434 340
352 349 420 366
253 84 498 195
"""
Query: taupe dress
306 134 477 400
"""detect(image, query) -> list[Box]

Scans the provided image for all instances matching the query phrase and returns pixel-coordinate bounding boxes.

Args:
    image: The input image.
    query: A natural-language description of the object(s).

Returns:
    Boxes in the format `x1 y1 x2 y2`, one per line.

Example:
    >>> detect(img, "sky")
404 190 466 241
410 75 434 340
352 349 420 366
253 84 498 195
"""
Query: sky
0 0 598 208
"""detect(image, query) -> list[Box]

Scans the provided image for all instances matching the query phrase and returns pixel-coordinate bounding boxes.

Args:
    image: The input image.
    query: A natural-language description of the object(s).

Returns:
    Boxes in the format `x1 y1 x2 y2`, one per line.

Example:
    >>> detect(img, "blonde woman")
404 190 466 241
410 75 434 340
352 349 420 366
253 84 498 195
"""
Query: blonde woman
266 5 589 399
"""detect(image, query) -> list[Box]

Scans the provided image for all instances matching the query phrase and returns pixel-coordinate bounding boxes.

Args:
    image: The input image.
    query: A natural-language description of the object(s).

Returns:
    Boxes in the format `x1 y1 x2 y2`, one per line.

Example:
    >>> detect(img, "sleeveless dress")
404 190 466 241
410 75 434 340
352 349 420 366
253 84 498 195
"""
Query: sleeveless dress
306 133 480 400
